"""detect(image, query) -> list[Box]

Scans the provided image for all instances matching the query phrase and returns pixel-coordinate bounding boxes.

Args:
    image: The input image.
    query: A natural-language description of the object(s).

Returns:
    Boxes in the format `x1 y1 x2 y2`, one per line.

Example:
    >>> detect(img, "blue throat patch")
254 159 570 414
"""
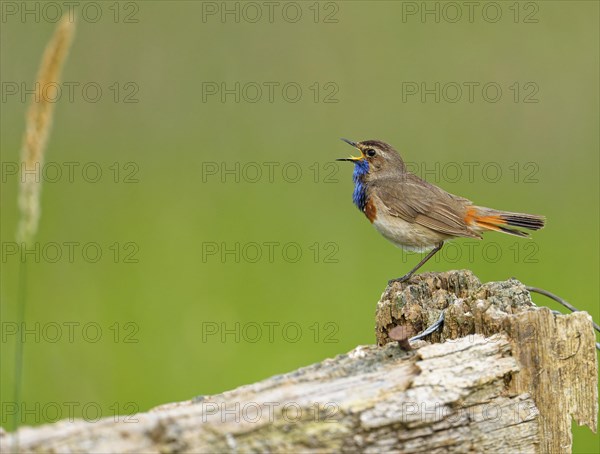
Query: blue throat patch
352 160 370 211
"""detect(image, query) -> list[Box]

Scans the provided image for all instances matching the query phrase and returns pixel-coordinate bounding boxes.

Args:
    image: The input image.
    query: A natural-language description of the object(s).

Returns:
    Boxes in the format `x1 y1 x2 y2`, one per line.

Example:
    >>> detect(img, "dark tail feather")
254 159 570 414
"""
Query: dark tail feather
471 207 546 238
499 212 546 230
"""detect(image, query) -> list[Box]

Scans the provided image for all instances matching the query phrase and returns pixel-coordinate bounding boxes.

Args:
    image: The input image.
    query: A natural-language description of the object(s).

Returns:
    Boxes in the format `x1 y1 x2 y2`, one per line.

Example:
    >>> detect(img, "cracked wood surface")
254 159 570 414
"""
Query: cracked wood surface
1 270 597 453
1 335 538 453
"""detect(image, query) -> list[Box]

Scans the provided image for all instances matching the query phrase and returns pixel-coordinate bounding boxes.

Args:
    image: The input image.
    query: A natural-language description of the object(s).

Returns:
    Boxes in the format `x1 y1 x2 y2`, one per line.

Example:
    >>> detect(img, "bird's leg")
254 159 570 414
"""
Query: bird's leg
389 242 444 285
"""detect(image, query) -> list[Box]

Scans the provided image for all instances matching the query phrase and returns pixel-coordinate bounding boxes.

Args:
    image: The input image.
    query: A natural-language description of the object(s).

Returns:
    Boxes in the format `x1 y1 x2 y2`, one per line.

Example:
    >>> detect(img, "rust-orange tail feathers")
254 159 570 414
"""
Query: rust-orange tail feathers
466 206 546 238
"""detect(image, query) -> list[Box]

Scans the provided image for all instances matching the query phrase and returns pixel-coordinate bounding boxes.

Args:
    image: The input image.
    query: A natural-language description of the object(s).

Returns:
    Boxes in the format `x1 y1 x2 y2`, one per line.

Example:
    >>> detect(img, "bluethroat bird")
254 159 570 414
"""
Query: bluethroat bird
337 139 545 283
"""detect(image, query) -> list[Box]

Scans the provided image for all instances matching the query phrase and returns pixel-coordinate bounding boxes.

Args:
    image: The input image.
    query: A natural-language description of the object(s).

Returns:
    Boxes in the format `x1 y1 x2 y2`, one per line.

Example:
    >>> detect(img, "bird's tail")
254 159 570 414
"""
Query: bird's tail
466 206 546 238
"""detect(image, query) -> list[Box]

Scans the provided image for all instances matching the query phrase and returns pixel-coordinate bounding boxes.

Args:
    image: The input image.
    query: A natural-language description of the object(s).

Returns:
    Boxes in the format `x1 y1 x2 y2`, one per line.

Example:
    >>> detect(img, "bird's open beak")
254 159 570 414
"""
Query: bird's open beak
337 138 364 162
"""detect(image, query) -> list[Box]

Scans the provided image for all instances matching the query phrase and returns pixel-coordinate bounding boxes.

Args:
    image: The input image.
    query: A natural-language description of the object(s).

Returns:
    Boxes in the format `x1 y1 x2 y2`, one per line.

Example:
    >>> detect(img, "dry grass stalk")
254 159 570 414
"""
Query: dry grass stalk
16 15 75 244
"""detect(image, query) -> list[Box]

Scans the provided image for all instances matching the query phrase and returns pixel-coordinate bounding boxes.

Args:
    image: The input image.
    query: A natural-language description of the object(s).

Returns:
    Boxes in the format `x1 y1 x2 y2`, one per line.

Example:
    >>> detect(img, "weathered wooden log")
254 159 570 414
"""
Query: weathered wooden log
376 270 598 453
1 270 597 453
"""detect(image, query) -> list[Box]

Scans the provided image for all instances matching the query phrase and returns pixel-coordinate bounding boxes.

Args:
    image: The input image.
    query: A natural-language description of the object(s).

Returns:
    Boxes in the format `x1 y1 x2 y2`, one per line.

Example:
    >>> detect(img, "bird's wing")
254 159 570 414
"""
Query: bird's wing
373 174 481 239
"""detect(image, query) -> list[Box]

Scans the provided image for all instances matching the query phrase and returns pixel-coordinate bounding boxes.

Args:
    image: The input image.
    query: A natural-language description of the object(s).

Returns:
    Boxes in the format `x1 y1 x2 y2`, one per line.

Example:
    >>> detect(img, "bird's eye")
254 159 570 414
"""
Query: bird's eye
366 149 376 157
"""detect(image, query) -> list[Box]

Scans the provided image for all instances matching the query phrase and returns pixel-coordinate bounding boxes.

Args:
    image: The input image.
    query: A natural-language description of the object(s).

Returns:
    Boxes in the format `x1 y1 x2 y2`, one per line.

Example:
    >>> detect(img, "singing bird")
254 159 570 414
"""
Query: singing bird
337 139 545 283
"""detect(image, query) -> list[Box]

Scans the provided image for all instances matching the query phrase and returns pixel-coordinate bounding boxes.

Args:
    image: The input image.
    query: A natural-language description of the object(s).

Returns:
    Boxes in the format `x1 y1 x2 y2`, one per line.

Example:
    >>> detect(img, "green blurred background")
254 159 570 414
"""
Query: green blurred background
1 1 598 450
